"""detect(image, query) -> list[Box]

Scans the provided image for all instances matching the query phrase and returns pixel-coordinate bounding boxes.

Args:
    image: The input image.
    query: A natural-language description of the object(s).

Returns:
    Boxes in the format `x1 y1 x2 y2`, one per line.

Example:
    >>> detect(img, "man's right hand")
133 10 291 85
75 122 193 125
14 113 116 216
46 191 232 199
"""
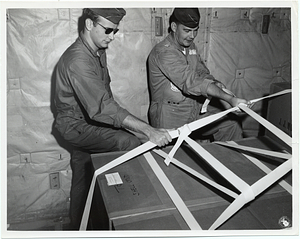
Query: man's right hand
121 114 172 147
146 127 172 147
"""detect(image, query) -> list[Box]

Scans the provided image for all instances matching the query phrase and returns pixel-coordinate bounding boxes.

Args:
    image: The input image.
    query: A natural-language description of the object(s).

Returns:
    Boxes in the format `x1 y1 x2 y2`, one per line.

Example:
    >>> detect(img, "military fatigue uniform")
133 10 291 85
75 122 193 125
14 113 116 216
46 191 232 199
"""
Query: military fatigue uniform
54 32 140 229
148 33 243 141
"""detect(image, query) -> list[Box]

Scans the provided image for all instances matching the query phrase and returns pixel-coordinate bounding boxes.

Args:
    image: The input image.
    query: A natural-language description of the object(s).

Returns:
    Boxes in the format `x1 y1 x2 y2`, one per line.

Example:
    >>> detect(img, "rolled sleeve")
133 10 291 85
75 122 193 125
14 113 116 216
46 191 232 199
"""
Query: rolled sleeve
201 77 215 97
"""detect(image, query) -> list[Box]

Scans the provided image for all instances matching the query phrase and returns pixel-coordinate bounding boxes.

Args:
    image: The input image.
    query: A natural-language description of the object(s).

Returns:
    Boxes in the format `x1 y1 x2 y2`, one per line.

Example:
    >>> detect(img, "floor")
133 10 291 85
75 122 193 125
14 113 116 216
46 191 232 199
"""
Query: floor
8 216 72 231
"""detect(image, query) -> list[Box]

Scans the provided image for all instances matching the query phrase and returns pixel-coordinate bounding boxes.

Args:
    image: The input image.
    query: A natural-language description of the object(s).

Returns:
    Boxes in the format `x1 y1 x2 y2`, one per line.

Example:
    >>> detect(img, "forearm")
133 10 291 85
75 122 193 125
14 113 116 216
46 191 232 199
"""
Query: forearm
206 82 234 103
121 114 153 139
206 82 249 109
121 114 172 147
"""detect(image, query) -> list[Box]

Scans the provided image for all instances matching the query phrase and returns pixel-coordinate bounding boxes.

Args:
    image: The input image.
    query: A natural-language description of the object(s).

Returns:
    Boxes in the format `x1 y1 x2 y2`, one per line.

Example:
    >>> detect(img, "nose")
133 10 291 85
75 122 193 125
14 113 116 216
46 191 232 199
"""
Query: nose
108 32 115 40
190 30 197 39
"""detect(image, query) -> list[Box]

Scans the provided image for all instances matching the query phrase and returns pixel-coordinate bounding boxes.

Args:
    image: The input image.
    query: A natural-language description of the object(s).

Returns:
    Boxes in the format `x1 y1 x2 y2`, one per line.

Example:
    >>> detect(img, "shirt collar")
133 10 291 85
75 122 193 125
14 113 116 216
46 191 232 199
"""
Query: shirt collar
79 31 105 57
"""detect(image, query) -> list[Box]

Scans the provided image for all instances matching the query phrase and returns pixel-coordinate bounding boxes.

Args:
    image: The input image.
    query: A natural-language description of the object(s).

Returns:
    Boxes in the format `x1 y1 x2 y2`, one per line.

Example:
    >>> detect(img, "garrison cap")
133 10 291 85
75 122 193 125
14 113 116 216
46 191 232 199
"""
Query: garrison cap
172 8 200 28
90 8 126 24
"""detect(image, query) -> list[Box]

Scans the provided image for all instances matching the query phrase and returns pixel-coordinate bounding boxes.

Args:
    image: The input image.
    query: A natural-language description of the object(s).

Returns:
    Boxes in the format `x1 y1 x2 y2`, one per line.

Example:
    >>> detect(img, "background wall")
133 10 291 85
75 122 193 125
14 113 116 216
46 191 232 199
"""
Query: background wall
205 8 291 136
6 7 291 226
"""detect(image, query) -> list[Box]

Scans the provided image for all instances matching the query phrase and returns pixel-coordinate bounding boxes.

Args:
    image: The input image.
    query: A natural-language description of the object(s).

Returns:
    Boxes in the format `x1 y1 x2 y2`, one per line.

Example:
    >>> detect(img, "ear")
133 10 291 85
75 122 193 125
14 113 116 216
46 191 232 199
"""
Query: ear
171 22 177 32
85 18 94 31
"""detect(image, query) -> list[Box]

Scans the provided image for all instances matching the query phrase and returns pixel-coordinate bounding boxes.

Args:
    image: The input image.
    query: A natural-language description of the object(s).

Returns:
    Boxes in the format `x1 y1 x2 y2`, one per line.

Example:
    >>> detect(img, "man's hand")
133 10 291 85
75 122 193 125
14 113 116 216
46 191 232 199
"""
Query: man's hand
229 97 254 112
206 82 254 112
121 114 172 147
230 97 248 107
146 127 172 147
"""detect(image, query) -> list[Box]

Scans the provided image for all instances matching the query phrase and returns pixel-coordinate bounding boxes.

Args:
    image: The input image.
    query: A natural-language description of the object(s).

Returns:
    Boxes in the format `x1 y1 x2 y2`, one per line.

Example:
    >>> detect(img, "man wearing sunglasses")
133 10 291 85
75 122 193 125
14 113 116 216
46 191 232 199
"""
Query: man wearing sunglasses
53 8 172 229
148 8 250 142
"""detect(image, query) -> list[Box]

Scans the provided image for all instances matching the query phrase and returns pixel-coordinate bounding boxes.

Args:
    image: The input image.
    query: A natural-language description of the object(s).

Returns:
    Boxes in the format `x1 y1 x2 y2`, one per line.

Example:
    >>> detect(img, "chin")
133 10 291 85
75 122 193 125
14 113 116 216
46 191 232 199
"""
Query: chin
184 43 192 48
183 41 192 47
99 45 109 49
99 42 109 48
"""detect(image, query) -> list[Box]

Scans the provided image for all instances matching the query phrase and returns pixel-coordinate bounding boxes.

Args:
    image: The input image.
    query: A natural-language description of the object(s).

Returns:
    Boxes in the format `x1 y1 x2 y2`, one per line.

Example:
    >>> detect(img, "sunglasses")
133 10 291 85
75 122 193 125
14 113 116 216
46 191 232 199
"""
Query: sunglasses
95 22 119 35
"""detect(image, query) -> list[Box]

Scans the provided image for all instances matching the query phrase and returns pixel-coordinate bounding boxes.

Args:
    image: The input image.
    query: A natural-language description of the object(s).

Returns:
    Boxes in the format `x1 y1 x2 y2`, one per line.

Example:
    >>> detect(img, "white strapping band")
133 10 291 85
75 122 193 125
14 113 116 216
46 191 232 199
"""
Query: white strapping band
165 124 191 166
249 89 292 104
227 141 292 195
185 137 251 193
214 141 292 159
153 149 238 199
79 141 156 230
144 152 202 230
239 104 292 147
209 157 292 230
165 106 239 164
79 89 292 230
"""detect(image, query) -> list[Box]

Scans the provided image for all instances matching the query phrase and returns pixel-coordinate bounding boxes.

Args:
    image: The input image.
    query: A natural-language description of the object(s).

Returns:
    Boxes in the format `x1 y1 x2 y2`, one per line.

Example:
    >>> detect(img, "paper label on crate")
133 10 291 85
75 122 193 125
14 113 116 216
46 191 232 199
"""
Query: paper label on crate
105 172 123 186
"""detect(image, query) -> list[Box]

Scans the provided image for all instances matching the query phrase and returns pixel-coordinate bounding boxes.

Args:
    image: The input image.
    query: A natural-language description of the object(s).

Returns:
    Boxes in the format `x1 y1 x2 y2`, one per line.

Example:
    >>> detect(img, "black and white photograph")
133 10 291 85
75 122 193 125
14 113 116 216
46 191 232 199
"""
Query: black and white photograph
1 1 299 238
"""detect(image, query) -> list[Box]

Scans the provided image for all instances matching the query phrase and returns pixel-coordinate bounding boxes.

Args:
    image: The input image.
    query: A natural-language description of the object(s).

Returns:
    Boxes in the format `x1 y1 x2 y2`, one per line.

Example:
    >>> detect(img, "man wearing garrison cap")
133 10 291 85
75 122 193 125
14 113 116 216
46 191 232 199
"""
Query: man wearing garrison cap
148 8 250 142
53 8 171 229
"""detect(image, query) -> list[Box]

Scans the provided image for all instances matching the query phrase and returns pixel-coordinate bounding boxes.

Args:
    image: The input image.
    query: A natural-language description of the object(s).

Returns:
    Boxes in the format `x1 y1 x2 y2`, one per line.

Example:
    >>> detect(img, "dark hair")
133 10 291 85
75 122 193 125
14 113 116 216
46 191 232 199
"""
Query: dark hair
168 13 180 33
77 8 99 34
82 8 100 26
